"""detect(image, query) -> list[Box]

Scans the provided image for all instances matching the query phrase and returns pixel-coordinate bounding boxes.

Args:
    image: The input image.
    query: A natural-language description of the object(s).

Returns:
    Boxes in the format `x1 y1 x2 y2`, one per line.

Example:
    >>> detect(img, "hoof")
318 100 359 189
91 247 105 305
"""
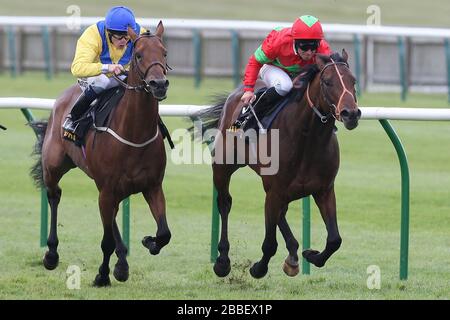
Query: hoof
302 249 325 267
142 236 161 255
213 260 231 278
113 263 129 282
282 260 299 277
42 251 59 270
93 274 111 287
249 262 268 279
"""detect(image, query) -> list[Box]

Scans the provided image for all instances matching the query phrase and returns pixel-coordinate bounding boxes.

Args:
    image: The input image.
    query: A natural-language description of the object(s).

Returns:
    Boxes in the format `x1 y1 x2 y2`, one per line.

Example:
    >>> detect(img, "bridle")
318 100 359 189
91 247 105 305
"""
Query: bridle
96 34 170 148
306 58 356 123
113 34 171 94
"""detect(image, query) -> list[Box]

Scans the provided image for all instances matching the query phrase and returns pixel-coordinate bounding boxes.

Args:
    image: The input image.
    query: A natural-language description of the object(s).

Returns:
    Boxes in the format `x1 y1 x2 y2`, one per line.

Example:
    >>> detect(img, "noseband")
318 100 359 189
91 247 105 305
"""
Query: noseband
306 59 356 123
113 34 171 94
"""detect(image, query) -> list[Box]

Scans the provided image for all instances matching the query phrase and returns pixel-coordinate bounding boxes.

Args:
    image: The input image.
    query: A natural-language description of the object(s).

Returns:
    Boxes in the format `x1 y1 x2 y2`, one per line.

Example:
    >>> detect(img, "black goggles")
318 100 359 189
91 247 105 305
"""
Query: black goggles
107 30 130 41
295 40 320 52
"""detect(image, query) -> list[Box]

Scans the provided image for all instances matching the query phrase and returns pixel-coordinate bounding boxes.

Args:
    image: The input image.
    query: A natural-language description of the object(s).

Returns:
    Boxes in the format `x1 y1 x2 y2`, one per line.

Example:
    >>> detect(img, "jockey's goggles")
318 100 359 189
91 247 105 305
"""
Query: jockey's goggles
295 40 320 52
111 33 130 41
108 30 130 41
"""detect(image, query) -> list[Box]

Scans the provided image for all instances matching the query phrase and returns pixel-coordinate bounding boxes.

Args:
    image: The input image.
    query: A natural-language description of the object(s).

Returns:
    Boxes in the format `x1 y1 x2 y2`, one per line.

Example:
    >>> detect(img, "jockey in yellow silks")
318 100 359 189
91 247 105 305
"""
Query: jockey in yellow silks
63 6 147 135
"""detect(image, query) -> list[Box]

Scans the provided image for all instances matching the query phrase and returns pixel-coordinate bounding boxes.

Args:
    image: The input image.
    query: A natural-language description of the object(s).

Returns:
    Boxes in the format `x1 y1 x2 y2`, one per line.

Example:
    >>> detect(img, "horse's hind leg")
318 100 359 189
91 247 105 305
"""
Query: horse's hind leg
142 185 171 255
42 151 73 270
212 164 238 277
42 184 62 270
278 208 300 277
249 192 283 279
303 187 342 268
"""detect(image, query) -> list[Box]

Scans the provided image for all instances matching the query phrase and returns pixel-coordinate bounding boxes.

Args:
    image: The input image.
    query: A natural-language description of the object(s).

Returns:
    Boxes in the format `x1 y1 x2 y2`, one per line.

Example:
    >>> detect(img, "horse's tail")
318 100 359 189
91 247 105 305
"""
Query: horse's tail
188 93 228 143
29 121 48 188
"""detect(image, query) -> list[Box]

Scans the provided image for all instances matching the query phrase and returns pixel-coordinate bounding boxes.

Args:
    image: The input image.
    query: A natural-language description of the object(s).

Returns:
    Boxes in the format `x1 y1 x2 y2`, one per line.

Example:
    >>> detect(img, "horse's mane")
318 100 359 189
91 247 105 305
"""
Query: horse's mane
291 64 319 102
291 51 347 103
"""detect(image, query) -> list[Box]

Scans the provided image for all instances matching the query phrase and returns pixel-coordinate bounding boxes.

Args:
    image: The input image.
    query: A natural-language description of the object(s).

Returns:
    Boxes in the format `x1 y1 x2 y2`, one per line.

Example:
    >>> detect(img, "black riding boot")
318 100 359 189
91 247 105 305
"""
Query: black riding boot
231 87 283 131
62 86 98 140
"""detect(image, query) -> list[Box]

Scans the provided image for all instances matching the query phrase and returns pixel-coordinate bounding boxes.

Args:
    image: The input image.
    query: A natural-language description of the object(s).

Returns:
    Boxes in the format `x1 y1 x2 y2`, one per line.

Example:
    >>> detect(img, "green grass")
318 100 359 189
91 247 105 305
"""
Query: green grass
2 0 450 27
0 72 449 299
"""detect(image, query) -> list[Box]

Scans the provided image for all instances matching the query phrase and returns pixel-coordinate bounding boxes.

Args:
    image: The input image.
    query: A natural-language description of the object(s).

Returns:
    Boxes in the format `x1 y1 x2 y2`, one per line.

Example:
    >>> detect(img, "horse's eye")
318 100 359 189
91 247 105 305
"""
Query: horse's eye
136 53 142 61
323 80 332 86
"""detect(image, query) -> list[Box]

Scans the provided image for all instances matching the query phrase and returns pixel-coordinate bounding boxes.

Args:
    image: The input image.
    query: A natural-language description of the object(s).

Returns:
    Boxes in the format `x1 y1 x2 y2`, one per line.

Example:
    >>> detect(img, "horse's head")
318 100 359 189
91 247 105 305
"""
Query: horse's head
127 21 169 101
315 49 361 130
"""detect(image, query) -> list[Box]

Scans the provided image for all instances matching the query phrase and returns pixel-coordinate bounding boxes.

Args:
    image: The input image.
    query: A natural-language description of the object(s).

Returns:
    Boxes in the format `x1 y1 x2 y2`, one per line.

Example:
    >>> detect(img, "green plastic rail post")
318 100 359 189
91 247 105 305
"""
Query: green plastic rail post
379 119 410 280
41 26 53 80
302 196 311 275
193 30 202 88
7 26 17 78
397 37 408 101
20 108 48 247
353 34 362 96
231 30 241 88
122 197 130 255
445 39 450 104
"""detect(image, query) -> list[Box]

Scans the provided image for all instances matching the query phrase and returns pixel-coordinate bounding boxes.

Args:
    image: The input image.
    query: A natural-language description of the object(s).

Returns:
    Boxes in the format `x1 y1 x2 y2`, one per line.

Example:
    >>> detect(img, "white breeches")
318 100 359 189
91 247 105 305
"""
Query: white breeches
259 64 293 96
78 74 126 94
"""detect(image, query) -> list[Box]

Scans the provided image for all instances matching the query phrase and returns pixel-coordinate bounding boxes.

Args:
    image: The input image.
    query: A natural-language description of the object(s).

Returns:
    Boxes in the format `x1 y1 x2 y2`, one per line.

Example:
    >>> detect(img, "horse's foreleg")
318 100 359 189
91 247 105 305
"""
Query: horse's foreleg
42 185 62 270
212 164 238 278
94 191 121 287
250 192 282 279
303 187 342 268
112 216 129 282
278 209 300 277
142 185 171 255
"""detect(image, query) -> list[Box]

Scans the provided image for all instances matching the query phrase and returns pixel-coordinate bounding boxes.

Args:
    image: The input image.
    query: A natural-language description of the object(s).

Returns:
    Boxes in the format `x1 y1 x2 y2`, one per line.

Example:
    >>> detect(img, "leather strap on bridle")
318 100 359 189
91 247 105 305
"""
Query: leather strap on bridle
113 34 171 93
306 59 355 122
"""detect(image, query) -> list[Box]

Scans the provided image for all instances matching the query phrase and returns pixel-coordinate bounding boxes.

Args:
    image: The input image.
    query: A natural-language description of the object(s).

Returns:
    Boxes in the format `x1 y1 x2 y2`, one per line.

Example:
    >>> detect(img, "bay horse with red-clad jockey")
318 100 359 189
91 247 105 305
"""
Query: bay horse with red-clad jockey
192 49 360 278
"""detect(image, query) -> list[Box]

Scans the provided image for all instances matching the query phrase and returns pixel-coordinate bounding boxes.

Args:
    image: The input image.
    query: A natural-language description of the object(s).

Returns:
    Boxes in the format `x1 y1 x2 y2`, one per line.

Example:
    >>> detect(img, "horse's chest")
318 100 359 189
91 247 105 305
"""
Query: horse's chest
283 156 338 199
118 166 154 190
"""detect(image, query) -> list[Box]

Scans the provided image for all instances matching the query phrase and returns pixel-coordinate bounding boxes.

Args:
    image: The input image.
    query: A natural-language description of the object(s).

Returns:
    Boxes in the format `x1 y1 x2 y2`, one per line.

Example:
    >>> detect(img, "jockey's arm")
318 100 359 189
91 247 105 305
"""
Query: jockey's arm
242 29 279 93
71 25 104 78
71 25 149 78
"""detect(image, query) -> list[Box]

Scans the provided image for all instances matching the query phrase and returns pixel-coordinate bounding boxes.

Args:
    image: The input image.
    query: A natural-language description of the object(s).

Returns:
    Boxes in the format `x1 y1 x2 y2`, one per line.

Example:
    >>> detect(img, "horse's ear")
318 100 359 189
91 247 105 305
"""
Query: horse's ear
128 26 138 41
316 54 330 71
342 48 349 63
155 20 164 39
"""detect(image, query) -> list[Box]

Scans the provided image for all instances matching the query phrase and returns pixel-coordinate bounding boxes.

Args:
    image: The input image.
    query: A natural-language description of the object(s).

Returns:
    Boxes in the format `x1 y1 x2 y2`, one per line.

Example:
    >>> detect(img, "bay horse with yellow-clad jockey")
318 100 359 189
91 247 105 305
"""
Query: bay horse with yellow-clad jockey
30 19 171 287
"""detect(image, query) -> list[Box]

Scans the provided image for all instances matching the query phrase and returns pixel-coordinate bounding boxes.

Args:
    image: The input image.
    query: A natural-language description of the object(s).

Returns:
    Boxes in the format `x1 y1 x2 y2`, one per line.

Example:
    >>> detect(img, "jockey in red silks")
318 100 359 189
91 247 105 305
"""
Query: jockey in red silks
233 15 332 129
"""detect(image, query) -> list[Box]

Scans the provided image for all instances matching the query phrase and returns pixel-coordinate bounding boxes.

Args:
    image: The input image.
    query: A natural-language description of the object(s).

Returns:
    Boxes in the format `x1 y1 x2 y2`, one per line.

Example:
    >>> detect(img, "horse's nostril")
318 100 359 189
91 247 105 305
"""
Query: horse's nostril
357 109 362 119
149 79 169 90
340 109 350 118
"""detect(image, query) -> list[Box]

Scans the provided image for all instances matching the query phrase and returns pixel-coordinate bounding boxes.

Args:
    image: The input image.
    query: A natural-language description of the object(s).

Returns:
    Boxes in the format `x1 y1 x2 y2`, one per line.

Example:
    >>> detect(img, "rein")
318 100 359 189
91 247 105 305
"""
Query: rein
103 34 167 148
113 34 171 93
306 59 355 123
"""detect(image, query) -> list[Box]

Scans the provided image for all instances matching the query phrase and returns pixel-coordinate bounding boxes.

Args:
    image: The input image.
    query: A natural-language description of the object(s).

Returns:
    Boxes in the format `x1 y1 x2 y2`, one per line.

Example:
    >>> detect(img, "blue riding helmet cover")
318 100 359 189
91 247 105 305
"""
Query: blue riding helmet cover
105 6 136 32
